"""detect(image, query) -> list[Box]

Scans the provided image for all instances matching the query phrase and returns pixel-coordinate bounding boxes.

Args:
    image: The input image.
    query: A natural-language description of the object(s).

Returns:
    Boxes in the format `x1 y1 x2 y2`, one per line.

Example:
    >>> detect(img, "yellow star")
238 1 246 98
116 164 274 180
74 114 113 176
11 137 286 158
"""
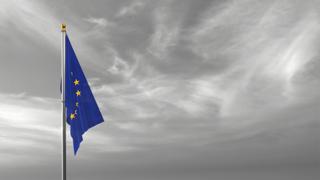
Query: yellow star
70 113 75 120
76 90 81 96
76 102 79 107
74 79 79 85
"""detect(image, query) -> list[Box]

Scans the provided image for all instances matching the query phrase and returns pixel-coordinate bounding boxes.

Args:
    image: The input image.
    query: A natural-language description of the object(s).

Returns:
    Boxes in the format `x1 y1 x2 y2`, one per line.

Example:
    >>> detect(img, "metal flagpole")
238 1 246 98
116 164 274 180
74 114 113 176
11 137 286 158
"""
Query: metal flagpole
61 23 67 180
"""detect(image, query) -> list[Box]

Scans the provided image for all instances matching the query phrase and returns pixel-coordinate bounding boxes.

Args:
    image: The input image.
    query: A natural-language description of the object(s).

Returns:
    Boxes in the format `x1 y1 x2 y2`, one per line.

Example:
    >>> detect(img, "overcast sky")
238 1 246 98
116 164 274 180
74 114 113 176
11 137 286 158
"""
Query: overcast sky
0 0 319 180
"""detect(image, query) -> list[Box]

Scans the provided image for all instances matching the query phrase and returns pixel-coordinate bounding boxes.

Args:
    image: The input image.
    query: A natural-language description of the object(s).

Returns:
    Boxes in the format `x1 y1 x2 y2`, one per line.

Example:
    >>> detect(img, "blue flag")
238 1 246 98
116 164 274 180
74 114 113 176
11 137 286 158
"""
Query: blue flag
65 35 104 154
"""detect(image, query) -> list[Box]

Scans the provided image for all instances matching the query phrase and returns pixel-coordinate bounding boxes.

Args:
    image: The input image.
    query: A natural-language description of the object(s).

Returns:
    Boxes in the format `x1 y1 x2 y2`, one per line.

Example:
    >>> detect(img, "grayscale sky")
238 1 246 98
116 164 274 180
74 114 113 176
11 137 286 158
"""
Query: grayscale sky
0 0 319 180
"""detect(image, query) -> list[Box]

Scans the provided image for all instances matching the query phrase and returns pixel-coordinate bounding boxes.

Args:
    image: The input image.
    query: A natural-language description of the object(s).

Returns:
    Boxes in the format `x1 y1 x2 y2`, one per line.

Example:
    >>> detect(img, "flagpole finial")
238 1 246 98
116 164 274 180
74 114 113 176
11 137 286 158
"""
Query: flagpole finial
61 23 66 32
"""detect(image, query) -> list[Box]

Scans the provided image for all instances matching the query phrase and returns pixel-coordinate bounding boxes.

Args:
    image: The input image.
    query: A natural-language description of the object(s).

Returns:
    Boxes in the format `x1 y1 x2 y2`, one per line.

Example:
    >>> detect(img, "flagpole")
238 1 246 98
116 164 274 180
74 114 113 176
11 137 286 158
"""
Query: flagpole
61 23 67 180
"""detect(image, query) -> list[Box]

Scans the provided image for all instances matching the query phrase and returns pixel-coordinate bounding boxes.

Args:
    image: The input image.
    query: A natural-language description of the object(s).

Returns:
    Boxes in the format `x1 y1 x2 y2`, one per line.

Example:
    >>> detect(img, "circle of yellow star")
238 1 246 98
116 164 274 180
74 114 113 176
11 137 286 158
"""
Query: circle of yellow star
76 102 79 107
74 79 79 85
76 90 81 96
70 113 75 120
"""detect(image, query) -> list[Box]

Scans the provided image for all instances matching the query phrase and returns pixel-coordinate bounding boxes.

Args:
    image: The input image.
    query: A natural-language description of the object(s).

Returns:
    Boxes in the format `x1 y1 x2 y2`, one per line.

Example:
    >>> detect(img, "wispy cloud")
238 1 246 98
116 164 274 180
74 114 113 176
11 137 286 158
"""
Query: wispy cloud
0 0 112 73
0 0 60 47
0 93 60 166
147 6 180 58
186 0 320 116
84 17 114 28
116 1 145 17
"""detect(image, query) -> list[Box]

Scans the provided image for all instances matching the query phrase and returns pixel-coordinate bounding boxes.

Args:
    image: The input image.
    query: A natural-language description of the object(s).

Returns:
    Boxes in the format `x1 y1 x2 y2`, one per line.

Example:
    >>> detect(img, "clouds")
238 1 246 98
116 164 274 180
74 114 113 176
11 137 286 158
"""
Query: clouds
0 0 319 179
0 0 60 47
182 0 320 116
84 17 111 28
0 93 60 167
147 5 180 59
116 1 146 18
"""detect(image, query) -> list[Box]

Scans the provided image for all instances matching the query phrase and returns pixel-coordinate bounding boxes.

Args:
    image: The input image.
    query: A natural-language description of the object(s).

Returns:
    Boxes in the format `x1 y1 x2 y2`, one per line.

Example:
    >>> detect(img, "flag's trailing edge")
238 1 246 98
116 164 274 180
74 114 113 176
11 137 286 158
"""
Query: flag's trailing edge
65 35 104 155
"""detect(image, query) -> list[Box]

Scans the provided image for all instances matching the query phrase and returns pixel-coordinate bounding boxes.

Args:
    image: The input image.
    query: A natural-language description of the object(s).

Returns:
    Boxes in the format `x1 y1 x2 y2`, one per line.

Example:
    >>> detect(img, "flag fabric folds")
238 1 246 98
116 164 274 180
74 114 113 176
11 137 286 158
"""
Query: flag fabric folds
65 35 104 154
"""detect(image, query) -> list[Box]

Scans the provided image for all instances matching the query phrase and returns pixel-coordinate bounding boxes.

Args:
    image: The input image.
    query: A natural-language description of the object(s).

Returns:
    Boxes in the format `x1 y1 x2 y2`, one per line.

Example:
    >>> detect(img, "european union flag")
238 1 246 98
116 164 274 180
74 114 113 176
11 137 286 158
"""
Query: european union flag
65 35 104 154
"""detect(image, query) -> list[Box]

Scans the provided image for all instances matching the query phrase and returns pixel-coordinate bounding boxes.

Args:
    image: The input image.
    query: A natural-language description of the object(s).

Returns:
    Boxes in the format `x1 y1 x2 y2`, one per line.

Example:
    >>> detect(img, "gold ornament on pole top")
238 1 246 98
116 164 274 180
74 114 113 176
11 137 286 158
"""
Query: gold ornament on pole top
61 24 66 32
